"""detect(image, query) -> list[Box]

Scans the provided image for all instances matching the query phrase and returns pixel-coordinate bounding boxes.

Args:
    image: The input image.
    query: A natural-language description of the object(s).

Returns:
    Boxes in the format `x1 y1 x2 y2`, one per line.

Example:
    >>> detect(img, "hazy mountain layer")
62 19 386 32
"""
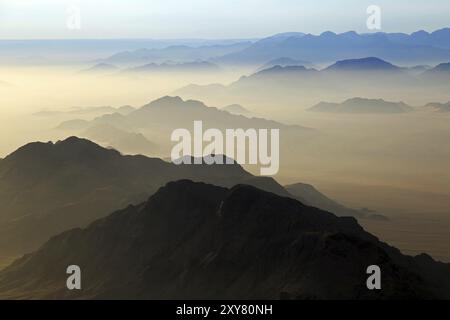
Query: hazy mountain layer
57 95 307 132
308 98 414 114
423 102 450 112
285 183 386 220
123 61 220 74
221 104 250 115
101 42 253 66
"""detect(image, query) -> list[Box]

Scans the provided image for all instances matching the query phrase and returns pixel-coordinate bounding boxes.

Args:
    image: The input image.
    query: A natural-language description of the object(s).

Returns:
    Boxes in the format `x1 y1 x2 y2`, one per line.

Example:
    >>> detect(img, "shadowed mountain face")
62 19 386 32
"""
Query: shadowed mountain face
0 137 254 255
0 180 449 299
0 136 382 257
308 98 414 114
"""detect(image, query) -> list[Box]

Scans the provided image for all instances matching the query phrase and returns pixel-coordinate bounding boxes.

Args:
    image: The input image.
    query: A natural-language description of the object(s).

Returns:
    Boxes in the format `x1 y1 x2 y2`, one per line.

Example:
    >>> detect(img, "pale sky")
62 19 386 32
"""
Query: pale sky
0 0 449 39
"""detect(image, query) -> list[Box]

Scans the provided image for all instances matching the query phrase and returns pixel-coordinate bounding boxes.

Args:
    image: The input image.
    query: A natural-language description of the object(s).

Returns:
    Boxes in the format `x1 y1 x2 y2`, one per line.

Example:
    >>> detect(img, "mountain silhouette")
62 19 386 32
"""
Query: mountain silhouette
175 58 420 106
324 57 400 72
102 42 252 65
217 29 450 65
57 96 310 137
308 98 414 114
0 180 448 299
257 57 313 71
0 136 377 257
0 137 251 255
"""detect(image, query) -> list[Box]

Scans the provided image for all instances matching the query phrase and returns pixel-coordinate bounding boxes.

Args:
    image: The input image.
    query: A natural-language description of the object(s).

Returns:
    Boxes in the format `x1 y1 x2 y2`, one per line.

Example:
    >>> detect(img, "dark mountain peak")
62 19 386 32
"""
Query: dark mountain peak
320 31 337 37
2 178 449 299
56 135 99 146
411 30 430 37
146 179 228 210
3 140 53 162
4 136 120 168
286 182 317 194
325 57 399 72
53 136 120 156
227 182 290 203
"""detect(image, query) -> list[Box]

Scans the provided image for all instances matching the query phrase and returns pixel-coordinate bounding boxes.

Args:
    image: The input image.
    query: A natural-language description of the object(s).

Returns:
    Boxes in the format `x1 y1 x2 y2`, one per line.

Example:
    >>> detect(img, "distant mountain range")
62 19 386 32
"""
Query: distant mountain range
34 105 135 117
0 39 255 65
123 61 220 74
57 96 310 138
100 42 253 66
220 104 251 115
256 57 314 71
176 57 450 107
0 180 447 299
309 98 414 114
216 29 450 65
3 29 450 66
55 96 314 160
0 137 380 257
80 63 119 74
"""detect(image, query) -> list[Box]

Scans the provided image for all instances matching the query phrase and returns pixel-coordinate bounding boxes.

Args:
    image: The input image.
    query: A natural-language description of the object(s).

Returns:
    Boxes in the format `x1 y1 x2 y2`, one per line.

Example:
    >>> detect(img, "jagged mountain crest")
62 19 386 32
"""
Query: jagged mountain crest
0 180 448 299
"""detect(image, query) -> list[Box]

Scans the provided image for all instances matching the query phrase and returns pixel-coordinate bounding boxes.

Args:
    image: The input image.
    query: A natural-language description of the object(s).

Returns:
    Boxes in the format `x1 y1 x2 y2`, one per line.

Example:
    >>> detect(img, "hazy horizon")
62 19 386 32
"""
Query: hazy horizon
1 0 450 39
